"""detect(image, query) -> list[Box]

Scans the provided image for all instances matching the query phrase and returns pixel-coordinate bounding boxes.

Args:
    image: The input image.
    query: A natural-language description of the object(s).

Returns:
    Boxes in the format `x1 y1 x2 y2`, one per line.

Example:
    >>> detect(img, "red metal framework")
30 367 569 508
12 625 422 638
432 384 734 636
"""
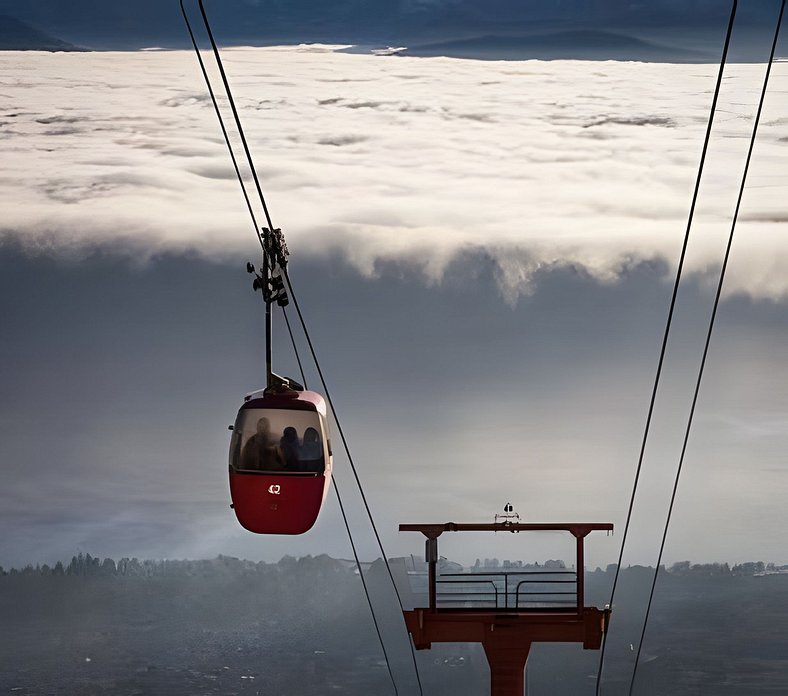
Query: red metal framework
399 522 613 696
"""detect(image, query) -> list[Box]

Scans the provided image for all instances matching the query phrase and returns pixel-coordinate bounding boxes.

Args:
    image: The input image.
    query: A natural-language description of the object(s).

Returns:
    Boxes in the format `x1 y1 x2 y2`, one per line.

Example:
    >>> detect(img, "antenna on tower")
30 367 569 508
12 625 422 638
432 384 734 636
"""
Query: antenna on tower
495 502 520 525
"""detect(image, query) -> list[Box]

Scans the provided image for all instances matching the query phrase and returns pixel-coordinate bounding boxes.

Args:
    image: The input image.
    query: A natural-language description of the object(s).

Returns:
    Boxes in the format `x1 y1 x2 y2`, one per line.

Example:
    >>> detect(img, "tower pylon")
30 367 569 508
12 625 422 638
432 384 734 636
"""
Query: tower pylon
399 522 612 696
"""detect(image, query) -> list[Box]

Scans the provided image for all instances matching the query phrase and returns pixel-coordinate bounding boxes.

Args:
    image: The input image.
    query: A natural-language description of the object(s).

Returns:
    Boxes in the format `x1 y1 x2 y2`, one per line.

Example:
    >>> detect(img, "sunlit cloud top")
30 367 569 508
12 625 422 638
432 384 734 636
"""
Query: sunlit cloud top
1 47 787 301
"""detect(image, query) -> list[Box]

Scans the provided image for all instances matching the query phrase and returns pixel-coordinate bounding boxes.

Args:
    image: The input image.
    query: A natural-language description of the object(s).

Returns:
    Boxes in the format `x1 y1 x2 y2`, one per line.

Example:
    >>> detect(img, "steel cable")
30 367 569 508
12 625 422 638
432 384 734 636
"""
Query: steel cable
181 3 422 692
179 0 263 252
197 0 276 233
281 266 426 696
182 0 304 389
594 2 738 692
628 2 785 693
332 474 400 696
281 308 308 388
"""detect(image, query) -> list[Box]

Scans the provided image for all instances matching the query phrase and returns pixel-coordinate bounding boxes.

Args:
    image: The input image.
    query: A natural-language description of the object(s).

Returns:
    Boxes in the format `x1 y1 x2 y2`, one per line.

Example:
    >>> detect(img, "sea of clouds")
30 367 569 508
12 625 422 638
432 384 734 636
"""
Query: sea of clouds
0 46 786 302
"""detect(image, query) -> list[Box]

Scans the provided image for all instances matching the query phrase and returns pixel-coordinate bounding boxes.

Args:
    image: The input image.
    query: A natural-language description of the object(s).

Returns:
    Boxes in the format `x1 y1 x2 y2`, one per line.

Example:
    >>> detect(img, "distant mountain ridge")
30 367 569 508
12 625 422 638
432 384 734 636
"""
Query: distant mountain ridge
0 0 779 51
0 14 81 51
402 29 711 62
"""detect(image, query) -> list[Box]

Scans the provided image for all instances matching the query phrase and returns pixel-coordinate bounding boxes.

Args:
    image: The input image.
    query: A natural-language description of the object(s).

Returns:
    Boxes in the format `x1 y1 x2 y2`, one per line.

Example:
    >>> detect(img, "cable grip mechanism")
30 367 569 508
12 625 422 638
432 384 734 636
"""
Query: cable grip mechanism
247 259 288 308
261 227 289 269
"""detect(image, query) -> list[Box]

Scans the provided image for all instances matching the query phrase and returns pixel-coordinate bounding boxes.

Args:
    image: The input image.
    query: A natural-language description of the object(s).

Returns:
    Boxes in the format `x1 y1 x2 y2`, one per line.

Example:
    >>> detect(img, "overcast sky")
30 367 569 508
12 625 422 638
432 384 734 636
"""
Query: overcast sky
1 40 787 571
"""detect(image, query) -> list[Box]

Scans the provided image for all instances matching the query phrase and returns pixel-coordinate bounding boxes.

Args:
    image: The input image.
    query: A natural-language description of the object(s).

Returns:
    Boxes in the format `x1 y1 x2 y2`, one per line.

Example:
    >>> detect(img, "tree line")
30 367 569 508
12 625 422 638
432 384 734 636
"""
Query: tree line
0 552 355 579
2 553 786 580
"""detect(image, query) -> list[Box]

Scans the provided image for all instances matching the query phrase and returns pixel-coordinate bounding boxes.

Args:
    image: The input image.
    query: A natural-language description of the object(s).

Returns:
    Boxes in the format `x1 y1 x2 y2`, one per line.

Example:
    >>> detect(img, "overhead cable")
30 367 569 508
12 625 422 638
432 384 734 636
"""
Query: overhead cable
180 3 423 692
332 476 401 696
197 0 276 233
179 0 263 251
628 2 785 693
281 267 426 696
594 1 738 692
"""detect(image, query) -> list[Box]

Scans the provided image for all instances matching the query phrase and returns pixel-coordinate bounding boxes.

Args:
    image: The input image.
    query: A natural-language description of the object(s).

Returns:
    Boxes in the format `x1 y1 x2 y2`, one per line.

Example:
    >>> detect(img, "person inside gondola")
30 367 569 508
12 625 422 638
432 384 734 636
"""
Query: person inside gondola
240 417 285 471
300 426 324 472
280 426 301 471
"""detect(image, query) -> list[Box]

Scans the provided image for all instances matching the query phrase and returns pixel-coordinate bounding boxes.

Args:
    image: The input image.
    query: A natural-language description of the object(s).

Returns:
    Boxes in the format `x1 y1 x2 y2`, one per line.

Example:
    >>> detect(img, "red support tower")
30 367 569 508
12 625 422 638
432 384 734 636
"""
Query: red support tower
399 522 613 696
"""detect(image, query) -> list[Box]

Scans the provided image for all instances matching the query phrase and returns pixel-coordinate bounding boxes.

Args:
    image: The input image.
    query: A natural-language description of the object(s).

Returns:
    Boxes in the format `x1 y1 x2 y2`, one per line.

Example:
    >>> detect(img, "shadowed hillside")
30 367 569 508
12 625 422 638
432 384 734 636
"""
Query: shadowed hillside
3 555 788 694
401 30 711 62
0 15 81 51
0 0 780 51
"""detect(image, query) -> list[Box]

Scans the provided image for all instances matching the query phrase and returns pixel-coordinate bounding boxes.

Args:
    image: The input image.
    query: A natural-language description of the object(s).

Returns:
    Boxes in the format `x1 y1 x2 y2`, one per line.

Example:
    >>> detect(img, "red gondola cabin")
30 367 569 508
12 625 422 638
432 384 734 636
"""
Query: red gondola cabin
229 388 332 534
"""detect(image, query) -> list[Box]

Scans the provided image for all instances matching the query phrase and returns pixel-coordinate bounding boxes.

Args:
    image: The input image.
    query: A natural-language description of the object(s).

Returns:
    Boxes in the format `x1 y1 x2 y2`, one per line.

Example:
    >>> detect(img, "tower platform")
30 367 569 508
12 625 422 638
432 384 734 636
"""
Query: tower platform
399 522 613 696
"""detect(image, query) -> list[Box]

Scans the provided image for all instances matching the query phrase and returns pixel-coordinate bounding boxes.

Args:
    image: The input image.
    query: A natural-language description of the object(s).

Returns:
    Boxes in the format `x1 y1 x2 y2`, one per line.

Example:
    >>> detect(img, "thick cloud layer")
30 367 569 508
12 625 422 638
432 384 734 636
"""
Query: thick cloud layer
1 48 787 571
1 47 787 302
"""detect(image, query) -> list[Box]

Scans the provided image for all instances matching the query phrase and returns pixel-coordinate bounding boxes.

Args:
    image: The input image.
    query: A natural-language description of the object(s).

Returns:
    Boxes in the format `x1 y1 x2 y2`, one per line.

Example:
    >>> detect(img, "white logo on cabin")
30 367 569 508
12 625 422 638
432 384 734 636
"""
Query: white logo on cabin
268 484 281 495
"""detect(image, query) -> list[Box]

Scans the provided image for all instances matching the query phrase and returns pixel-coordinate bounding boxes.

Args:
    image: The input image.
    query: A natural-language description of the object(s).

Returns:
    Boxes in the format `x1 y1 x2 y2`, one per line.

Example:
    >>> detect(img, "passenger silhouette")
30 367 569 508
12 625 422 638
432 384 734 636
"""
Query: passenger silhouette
300 427 324 472
280 426 301 471
240 417 285 471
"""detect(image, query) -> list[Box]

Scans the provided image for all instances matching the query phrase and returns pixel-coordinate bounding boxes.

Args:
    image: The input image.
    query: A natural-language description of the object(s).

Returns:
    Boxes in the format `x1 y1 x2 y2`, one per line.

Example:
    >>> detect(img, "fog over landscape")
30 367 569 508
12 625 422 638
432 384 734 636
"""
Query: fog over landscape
2 48 788 301
1 0 788 692
2 42 787 573
4 554 788 695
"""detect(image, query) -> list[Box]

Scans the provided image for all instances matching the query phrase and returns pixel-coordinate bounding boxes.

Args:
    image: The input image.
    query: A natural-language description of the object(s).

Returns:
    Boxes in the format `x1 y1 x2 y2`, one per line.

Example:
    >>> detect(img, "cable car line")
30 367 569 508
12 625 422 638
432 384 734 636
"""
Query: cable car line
282 309 308 388
333 475 401 696
273 267 424 694
249 266 408 695
181 3 424 692
196 0 276 235
628 3 785 693
193 0 282 386
181 0 305 392
281 267 427 696
594 1 738 692
179 0 262 251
